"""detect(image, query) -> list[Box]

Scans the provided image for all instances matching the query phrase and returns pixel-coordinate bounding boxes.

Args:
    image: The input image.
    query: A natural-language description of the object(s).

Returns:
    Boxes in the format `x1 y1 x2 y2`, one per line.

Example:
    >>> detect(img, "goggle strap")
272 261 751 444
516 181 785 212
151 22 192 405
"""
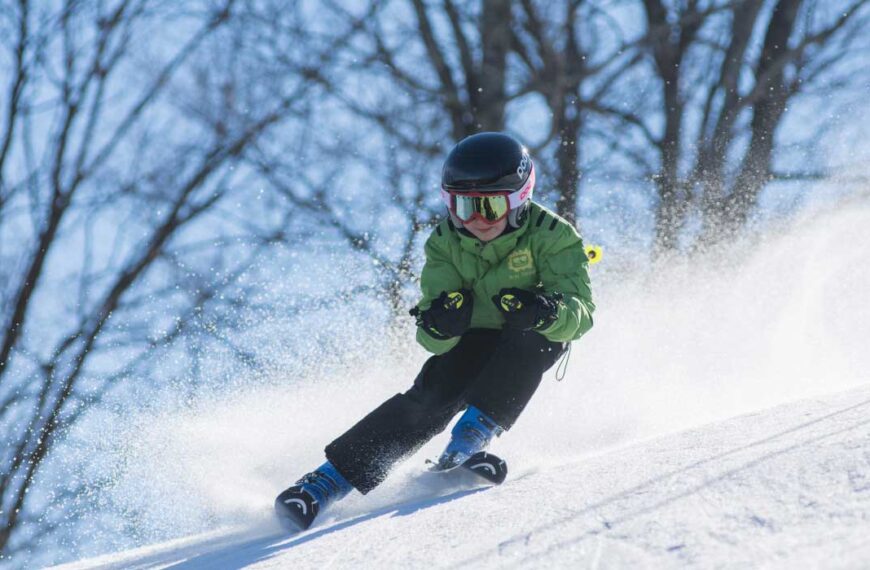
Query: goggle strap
440 188 452 209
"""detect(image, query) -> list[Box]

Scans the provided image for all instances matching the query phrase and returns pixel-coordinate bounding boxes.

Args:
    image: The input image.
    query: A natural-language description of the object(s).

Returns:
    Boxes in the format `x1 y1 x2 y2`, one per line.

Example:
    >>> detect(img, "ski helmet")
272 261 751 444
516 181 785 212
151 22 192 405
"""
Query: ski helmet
441 132 535 229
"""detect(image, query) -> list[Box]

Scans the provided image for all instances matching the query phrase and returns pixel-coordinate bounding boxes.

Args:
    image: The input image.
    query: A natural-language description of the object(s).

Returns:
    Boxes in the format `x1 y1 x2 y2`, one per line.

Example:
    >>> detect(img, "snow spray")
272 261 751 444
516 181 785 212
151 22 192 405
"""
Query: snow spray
84 200 870 551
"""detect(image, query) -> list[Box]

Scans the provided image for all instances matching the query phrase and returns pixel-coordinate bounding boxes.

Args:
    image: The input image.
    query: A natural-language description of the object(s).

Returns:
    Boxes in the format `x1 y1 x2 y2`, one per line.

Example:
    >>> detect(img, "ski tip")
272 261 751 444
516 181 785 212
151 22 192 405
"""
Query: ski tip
274 488 319 533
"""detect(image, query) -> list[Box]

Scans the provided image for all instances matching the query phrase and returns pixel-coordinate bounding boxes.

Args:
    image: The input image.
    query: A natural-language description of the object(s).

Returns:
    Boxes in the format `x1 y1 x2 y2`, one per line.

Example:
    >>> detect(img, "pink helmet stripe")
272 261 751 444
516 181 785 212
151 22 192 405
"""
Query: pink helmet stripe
508 163 535 209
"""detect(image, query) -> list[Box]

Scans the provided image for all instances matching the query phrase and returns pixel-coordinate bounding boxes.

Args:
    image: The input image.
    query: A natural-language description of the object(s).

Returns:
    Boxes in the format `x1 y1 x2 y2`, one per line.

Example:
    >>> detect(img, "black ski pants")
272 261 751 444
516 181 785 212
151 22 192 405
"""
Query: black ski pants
325 328 565 494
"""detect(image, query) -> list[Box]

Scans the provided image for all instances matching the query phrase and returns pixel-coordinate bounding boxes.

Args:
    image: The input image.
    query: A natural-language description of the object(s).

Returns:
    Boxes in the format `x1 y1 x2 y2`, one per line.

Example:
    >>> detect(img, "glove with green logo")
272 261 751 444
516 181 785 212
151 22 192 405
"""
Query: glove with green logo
492 288 562 331
410 289 474 340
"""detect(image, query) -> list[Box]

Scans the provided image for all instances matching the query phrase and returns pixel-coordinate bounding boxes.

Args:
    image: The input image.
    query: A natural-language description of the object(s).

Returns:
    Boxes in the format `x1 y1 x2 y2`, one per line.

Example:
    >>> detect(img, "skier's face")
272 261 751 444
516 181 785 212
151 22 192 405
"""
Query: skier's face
465 216 508 242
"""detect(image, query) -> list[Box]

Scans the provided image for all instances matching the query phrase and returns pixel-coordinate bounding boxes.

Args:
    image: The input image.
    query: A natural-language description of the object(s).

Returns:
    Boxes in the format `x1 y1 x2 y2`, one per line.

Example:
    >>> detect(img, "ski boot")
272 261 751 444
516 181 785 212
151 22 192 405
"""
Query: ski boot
274 460 353 532
433 405 504 471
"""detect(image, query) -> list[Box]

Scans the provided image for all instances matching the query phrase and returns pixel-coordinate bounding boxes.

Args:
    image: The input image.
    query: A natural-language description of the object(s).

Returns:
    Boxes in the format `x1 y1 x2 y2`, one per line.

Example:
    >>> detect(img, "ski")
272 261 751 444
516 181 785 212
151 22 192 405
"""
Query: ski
427 451 508 486
460 451 508 485
274 487 319 533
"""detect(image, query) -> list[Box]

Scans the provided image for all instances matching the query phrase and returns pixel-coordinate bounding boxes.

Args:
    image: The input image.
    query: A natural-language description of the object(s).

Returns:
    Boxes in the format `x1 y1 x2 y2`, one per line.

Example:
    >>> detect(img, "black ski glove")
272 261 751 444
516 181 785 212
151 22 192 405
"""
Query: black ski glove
492 288 562 331
410 289 474 340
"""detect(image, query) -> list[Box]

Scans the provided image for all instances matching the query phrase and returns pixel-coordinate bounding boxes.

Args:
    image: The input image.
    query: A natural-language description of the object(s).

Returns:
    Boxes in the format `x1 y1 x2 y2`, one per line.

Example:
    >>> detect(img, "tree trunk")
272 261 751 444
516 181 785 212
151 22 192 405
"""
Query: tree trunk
475 0 511 132
554 99 581 224
701 0 802 243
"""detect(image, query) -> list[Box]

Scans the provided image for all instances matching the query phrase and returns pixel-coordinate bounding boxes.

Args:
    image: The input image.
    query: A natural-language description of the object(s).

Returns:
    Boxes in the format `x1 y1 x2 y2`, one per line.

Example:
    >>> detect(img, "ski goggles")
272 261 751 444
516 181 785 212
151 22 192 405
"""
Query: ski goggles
441 165 535 223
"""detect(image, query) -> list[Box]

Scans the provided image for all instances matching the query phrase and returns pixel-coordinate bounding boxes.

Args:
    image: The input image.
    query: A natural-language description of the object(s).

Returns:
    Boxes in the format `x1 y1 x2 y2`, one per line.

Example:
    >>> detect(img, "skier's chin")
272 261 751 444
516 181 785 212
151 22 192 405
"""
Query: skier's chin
467 219 507 242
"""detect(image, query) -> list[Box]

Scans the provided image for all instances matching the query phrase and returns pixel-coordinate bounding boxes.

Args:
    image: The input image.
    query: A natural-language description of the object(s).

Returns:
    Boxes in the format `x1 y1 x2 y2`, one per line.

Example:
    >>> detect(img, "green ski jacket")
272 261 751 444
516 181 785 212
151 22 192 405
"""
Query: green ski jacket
414 202 595 354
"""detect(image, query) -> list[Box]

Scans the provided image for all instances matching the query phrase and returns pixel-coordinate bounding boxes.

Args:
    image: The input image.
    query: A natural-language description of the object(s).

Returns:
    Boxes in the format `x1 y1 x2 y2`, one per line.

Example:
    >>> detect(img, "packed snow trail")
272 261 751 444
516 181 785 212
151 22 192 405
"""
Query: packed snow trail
55 384 870 569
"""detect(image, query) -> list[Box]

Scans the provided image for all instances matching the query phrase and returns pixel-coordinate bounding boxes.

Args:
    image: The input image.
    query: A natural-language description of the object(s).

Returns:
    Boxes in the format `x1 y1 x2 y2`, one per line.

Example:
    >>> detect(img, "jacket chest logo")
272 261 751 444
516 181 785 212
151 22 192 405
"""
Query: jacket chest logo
507 248 534 274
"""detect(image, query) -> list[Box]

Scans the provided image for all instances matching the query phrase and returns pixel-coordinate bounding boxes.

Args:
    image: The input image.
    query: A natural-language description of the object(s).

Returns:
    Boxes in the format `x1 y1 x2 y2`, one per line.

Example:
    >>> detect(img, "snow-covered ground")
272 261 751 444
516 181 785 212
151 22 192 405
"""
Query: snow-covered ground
54 384 870 569
38 200 870 568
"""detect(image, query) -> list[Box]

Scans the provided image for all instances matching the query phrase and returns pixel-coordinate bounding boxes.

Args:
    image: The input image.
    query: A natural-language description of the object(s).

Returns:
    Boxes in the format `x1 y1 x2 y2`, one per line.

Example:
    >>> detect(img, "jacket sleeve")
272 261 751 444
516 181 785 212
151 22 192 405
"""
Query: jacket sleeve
414 226 464 354
536 223 595 342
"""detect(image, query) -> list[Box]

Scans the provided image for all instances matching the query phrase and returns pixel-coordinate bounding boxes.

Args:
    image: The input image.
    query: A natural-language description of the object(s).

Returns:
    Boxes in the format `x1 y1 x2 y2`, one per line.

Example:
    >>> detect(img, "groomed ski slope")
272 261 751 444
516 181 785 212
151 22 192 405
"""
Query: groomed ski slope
41 201 870 568
55 384 870 569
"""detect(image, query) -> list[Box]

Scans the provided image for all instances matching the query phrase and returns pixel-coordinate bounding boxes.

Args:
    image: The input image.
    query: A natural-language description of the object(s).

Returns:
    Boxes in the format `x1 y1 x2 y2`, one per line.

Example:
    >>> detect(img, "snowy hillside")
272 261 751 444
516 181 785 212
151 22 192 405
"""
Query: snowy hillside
54 384 870 569
29 201 868 569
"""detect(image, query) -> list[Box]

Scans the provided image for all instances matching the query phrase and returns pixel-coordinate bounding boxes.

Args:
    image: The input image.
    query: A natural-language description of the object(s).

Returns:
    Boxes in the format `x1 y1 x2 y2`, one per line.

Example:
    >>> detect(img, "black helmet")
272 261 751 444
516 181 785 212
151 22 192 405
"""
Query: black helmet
441 132 535 228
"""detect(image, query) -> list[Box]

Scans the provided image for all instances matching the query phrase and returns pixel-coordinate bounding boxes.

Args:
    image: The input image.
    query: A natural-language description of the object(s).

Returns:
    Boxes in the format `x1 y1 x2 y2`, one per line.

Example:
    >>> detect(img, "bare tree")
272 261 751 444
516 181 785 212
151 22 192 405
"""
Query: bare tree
333 1 650 227
407 0 513 138
625 0 870 253
271 0 615 307
0 0 342 560
509 1 642 222
232 0 516 320
288 0 870 264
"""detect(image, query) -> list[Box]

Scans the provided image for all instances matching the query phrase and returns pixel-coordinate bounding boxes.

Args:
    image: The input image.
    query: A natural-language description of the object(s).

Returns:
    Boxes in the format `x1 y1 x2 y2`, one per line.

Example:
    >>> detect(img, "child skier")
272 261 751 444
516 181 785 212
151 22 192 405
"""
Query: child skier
275 132 595 531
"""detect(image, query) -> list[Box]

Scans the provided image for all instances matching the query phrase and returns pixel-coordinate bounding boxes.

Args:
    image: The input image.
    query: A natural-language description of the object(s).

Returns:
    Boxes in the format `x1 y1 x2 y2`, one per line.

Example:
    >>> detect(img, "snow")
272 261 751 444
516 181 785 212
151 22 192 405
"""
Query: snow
52 384 870 569
43 200 870 569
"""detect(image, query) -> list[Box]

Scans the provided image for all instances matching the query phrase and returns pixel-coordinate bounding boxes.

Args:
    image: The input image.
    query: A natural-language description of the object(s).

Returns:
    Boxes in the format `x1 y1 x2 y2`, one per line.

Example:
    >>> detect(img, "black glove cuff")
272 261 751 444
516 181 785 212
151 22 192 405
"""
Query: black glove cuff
532 295 561 330
493 288 562 331
410 307 451 340
420 321 453 340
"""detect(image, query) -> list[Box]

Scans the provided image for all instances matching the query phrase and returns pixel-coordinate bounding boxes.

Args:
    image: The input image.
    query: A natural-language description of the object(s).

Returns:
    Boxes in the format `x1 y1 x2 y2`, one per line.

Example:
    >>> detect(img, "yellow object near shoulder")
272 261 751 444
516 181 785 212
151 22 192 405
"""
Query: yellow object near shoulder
584 245 603 264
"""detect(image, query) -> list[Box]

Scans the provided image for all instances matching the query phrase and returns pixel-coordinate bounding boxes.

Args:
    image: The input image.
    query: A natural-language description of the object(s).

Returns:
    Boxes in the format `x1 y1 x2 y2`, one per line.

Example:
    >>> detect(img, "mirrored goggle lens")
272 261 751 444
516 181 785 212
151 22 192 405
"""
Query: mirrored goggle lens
452 194 510 222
